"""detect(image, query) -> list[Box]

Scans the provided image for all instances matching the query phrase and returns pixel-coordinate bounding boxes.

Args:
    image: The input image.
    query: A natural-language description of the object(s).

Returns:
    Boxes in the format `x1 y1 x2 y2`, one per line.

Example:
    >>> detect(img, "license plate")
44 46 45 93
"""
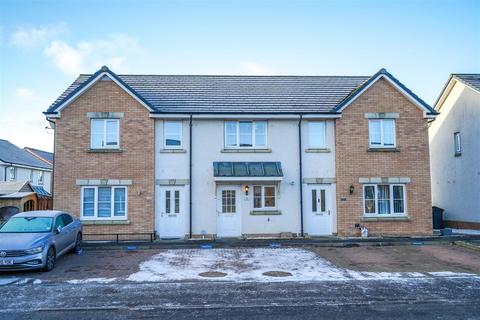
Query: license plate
0 259 14 265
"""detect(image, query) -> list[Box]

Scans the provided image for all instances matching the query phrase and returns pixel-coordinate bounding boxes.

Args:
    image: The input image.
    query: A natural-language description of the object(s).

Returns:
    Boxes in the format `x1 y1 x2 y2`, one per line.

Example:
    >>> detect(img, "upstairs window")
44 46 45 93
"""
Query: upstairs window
225 121 267 148
91 119 119 149
454 132 461 156
369 119 396 148
308 121 326 148
8 167 16 181
164 121 183 148
38 171 44 185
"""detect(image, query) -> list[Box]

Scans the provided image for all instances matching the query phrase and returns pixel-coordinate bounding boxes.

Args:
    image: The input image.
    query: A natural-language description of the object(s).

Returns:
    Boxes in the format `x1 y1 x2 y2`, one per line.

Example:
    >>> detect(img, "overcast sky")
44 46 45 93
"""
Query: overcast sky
1 0 479 152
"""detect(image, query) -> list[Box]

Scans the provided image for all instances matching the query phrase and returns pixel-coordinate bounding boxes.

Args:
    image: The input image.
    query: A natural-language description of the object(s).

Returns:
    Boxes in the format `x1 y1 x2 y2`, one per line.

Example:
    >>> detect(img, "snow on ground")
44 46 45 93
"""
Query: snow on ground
66 277 117 284
452 229 480 235
126 248 477 283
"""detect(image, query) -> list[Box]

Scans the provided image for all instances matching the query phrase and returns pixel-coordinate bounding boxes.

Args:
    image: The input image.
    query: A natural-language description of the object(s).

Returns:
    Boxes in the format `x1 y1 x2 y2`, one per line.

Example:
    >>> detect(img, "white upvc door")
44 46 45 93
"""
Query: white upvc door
304 184 332 236
156 186 185 239
216 185 242 238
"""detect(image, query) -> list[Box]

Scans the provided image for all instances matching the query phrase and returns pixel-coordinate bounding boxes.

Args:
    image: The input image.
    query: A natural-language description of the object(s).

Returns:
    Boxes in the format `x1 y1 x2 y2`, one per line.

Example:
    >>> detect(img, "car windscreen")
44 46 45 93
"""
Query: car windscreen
0 217 53 233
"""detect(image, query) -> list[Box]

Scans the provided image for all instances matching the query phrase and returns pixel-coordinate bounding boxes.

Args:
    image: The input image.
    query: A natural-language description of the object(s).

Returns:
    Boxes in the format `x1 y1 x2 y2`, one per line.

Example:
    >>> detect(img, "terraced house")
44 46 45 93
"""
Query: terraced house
44 66 437 239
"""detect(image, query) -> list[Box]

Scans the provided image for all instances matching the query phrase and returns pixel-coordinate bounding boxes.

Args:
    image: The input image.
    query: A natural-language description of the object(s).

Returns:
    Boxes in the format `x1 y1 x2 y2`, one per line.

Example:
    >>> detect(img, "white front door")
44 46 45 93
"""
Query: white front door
216 185 241 238
157 186 185 239
305 185 332 236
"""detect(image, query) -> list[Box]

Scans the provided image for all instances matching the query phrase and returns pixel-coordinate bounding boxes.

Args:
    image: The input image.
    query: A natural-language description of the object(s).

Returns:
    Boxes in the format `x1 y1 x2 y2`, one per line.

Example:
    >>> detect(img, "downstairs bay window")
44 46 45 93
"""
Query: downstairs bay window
363 184 406 216
81 186 127 220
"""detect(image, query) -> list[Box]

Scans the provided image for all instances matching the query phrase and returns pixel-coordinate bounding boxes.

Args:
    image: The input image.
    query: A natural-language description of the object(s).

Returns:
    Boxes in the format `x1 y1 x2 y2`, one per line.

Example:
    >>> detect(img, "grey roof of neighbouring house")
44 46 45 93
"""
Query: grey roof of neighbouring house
0 140 52 170
453 74 480 92
24 147 54 165
213 162 283 177
46 72 370 114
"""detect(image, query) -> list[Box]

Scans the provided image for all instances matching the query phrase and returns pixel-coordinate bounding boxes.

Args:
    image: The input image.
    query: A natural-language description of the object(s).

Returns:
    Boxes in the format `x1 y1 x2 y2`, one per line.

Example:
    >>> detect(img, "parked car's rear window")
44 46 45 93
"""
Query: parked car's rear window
0 217 53 233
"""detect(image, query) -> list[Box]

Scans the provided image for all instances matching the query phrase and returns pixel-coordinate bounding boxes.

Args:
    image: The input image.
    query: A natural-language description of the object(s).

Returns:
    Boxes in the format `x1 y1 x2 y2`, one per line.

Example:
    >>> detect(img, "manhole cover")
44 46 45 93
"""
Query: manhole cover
262 271 292 277
198 271 227 278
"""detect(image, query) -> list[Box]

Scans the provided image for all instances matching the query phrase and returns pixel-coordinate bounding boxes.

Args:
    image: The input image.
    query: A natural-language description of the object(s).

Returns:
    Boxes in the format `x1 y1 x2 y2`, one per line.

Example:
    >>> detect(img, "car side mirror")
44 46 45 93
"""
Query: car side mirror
55 226 62 234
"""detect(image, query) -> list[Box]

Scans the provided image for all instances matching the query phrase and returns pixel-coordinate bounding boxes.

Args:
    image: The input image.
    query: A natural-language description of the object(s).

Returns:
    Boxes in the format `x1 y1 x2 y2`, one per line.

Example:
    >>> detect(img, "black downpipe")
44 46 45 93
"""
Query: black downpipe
189 115 193 239
298 115 304 237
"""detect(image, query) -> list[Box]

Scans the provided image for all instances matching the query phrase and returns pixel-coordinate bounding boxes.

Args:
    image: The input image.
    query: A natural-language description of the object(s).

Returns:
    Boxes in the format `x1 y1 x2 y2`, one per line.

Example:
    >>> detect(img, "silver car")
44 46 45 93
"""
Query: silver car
0 210 82 271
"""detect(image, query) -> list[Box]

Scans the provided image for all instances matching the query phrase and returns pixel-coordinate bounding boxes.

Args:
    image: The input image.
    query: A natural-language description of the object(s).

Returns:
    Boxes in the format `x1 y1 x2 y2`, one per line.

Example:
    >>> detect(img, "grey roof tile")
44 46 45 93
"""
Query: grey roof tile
46 74 369 114
24 147 54 165
453 74 480 92
0 140 52 170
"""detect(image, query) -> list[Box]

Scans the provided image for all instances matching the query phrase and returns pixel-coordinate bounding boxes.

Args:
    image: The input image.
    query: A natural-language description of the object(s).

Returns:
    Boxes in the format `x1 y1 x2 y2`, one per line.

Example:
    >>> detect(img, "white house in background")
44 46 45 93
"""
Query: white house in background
0 140 53 194
430 74 480 229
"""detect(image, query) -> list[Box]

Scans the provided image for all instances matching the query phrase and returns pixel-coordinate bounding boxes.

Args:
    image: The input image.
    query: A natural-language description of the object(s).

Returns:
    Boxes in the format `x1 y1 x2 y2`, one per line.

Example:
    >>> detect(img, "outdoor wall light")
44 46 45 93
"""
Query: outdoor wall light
244 185 249 196
349 185 355 194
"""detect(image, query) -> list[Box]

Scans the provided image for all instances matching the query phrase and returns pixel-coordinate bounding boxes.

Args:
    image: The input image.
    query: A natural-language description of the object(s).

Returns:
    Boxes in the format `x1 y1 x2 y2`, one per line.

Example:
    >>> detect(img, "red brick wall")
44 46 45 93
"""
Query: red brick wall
52 79 155 235
335 78 433 236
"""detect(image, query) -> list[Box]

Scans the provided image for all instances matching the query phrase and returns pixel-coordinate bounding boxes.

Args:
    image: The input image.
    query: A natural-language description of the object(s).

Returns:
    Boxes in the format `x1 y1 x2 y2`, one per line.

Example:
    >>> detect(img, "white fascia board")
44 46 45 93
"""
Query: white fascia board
50 72 154 116
433 78 457 112
337 74 435 118
150 113 339 119
214 177 283 182
10 163 53 172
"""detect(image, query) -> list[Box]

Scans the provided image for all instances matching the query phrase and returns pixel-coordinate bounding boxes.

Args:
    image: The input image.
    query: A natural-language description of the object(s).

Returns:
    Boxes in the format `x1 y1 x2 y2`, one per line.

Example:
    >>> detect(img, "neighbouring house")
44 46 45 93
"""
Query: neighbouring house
24 147 54 166
429 74 480 230
0 181 52 223
44 66 437 239
0 140 53 194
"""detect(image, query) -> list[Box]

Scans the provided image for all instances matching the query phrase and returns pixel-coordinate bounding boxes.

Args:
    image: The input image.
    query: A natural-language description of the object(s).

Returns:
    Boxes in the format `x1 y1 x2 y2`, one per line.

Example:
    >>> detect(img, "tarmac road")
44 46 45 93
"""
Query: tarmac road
1 276 480 319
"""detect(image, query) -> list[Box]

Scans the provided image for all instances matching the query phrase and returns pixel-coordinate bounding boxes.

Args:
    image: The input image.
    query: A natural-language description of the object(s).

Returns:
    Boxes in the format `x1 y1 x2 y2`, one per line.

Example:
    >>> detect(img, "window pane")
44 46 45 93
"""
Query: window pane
174 190 180 213
377 185 390 214
222 190 235 213
114 188 126 216
225 122 237 147
369 120 381 145
364 186 376 214
264 186 275 208
165 121 182 146
98 187 112 217
383 120 395 146
320 189 326 212
309 122 326 148
91 119 104 148
393 186 404 213
311 189 317 212
105 120 119 146
454 132 461 154
82 188 95 217
255 121 267 147
165 190 171 214
253 186 262 208
239 122 253 147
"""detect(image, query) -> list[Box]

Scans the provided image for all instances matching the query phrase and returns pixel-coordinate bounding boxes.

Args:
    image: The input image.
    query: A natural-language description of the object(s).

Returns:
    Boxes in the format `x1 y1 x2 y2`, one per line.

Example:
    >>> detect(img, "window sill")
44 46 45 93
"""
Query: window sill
305 148 331 153
361 216 410 222
87 148 123 153
81 220 130 225
221 148 272 153
367 148 399 152
160 149 187 153
250 210 281 215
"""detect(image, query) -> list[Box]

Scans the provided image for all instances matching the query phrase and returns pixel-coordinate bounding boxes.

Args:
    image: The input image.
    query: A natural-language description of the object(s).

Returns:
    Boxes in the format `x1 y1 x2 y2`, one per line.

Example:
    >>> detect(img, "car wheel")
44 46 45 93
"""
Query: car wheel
44 247 55 272
72 233 82 254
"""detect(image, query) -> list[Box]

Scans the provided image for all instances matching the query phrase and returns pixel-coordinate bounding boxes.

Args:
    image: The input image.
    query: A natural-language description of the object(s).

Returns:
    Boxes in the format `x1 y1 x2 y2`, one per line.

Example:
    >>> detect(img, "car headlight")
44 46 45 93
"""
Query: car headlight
25 246 44 254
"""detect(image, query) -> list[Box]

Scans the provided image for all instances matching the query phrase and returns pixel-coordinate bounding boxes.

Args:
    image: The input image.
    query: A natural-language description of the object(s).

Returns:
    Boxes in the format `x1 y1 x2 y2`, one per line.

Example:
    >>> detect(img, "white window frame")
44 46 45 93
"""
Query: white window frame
163 120 183 149
253 185 277 210
90 119 120 149
8 167 16 181
308 121 327 148
224 120 268 149
454 132 461 155
362 184 407 217
80 186 128 220
368 119 396 148
38 171 44 185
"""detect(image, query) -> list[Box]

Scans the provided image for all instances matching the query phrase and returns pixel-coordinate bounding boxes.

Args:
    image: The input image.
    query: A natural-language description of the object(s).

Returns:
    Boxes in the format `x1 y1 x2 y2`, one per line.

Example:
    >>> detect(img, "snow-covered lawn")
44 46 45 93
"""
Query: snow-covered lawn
126 248 476 283
452 229 480 235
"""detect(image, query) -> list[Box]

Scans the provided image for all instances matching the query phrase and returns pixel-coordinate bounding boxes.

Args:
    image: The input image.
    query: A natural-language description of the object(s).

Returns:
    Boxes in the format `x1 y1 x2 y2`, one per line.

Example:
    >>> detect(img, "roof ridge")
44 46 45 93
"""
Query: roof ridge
80 73 371 78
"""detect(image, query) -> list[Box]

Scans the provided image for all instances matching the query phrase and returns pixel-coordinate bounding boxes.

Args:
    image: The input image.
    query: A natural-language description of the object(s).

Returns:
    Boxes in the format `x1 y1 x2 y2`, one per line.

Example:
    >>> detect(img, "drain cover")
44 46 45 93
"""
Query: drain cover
262 271 292 277
198 271 227 278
